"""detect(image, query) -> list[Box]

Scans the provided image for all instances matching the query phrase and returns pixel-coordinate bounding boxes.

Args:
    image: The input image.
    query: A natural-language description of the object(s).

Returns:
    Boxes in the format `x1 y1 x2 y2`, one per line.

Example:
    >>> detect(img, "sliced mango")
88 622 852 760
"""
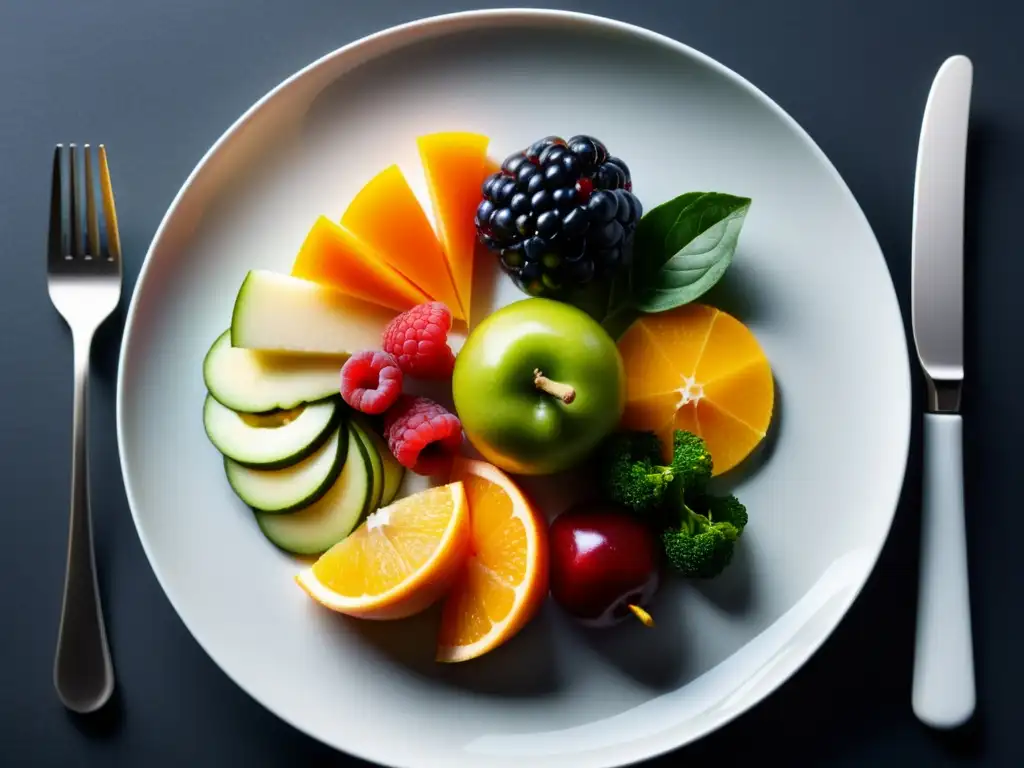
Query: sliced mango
341 165 464 321
291 216 429 313
417 133 491 324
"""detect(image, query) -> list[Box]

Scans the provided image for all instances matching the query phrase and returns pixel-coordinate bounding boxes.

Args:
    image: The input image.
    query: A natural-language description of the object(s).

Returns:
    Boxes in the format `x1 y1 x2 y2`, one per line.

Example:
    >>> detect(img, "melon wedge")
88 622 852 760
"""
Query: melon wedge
417 132 491 324
341 164 465 321
292 216 429 313
231 270 396 355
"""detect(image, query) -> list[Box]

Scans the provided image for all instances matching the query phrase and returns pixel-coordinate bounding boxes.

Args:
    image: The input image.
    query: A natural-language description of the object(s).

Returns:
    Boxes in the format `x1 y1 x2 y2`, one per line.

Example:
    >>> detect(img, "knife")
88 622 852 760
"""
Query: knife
910 54 975 729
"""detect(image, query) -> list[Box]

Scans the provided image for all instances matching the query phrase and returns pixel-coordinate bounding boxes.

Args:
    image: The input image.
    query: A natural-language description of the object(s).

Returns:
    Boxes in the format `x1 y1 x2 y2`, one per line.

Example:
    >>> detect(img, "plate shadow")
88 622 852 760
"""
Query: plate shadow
690 534 754 615
568 578 688 692
335 600 563 698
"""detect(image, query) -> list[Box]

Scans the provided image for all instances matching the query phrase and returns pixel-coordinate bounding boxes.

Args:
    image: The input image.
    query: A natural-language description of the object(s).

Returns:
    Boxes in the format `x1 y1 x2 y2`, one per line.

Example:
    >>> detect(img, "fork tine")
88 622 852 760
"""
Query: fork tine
98 146 121 262
84 145 100 258
48 145 64 262
68 144 82 258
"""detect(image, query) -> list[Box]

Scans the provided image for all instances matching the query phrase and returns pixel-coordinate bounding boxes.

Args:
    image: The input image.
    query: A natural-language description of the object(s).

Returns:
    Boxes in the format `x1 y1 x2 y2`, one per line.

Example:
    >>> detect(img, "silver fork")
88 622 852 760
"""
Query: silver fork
48 144 122 713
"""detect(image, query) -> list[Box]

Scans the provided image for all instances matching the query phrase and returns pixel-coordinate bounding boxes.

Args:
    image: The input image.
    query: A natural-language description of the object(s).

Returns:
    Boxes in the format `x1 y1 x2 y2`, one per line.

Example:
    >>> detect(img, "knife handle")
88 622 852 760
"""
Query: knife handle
912 412 975 728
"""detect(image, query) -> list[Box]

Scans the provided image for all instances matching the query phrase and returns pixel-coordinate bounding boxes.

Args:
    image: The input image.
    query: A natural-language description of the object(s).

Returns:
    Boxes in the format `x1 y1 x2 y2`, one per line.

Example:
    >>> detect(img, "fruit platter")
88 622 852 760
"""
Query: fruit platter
200 128 773 660
118 10 912 768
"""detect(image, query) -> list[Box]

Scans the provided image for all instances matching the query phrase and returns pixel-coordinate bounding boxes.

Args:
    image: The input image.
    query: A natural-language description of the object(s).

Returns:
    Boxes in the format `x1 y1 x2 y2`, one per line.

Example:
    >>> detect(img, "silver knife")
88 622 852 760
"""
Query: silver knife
910 54 975 729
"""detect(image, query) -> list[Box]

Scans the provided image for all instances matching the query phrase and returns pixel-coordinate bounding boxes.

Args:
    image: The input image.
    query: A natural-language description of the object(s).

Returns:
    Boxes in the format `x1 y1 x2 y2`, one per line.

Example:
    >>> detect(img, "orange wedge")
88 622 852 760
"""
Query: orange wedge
617 304 774 475
291 216 430 312
417 132 491 323
341 164 465 321
436 458 549 663
296 482 470 620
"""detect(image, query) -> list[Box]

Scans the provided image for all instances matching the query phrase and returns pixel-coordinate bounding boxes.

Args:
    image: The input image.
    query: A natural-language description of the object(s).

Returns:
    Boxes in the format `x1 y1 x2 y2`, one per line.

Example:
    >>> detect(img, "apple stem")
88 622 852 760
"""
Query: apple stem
533 369 576 404
628 604 655 628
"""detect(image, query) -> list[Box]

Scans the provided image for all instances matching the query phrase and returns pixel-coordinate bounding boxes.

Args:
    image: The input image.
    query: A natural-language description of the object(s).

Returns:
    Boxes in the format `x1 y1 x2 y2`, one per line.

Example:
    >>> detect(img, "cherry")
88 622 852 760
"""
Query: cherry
548 504 660 628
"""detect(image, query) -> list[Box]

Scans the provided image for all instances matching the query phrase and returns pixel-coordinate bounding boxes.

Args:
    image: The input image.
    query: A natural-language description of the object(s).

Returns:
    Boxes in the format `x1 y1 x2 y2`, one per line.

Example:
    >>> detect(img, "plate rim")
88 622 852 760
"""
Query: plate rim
115 8 912 766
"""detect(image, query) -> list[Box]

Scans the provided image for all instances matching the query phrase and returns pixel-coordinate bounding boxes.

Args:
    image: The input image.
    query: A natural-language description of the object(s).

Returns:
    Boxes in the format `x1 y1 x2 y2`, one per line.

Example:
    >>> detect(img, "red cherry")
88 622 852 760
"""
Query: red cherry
548 504 660 628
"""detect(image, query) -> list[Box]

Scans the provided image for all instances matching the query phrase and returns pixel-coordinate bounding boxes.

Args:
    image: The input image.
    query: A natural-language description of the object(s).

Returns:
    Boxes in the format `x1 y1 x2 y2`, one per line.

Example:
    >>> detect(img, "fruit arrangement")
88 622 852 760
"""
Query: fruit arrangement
201 129 773 662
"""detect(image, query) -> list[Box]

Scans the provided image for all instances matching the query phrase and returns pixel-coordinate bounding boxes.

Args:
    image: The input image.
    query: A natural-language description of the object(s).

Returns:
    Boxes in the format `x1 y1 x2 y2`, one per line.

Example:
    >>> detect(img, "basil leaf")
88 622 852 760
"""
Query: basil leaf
631 192 751 313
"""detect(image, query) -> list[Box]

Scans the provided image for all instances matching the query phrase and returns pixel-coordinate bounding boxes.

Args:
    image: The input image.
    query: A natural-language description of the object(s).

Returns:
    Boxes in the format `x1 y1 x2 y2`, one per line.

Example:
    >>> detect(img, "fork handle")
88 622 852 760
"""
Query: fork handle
912 413 975 729
53 329 114 713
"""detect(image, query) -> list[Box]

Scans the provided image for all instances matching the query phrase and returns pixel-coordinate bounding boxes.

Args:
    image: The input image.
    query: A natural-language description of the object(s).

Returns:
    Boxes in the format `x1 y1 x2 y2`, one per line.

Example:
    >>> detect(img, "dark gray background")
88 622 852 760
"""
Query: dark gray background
1 0 1020 765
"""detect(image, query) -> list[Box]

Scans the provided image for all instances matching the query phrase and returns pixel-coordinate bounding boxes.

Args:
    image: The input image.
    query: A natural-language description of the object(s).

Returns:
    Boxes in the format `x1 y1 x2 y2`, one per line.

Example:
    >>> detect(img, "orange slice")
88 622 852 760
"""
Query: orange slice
436 458 549 663
296 482 470 620
417 132 491 324
291 216 430 313
617 304 774 475
341 164 465 321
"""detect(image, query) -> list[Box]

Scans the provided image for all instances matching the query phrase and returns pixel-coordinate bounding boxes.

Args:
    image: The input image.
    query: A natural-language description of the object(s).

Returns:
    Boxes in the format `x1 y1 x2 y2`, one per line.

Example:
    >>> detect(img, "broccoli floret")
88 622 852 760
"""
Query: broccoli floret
599 431 675 514
671 430 714 492
599 429 715 515
661 494 748 578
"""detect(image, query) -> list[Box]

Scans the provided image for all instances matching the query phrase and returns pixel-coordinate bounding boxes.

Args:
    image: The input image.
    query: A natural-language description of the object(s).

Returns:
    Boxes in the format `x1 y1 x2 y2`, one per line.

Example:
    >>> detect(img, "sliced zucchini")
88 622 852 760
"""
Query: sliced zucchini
203 330 348 413
224 420 348 513
351 419 383 513
256 424 373 555
203 394 337 469
366 426 404 505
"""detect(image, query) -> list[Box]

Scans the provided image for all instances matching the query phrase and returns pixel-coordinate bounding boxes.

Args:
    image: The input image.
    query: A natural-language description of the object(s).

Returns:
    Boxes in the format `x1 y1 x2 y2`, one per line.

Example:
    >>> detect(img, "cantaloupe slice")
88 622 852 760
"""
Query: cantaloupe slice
417 132 490 325
291 216 430 313
341 165 464 321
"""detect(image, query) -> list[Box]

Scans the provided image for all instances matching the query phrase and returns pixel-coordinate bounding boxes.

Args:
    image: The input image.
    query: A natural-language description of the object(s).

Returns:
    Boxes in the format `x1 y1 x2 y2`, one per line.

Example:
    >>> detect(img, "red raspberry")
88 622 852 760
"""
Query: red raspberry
339 351 403 415
384 395 462 475
382 301 456 379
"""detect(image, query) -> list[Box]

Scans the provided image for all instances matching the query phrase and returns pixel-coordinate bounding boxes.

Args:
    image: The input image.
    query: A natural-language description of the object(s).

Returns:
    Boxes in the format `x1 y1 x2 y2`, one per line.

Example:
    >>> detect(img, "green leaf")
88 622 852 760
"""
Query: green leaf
631 192 751 313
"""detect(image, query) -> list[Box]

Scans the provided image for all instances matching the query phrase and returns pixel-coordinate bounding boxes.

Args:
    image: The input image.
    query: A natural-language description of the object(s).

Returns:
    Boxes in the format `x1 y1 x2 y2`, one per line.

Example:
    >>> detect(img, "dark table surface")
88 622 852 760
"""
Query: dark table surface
2 0 1022 765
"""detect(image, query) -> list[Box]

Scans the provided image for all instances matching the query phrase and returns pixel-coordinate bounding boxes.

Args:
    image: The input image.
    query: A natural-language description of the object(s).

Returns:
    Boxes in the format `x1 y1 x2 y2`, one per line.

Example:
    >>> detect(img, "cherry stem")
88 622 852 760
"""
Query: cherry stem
533 368 576 404
628 604 655 628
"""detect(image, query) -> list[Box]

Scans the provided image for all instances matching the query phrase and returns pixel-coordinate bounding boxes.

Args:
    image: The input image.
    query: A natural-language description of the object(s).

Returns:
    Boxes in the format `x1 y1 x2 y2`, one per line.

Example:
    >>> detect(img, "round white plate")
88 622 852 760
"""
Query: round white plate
117 9 911 768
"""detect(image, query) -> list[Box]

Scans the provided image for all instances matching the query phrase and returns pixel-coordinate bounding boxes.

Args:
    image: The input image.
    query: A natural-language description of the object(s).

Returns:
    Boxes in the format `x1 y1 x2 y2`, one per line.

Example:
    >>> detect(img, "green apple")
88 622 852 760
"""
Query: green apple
453 298 625 475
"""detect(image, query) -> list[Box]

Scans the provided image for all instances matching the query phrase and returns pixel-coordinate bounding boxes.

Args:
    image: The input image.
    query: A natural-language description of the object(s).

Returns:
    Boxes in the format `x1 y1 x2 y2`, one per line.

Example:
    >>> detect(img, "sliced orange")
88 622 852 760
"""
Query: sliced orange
296 482 470 620
436 458 549 663
617 304 774 475
417 132 491 324
341 164 465 321
291 216 430 312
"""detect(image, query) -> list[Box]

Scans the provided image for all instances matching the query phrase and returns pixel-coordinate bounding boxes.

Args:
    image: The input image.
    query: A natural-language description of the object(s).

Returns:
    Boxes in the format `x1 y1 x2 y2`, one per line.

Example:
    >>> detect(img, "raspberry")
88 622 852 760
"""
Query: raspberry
384 395 462 475
382 302 456 379
339 351 402 415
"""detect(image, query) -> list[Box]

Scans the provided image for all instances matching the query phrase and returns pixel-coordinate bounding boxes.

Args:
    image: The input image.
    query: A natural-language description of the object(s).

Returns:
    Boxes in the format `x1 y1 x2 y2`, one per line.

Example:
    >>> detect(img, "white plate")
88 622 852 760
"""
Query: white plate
117 9 911 768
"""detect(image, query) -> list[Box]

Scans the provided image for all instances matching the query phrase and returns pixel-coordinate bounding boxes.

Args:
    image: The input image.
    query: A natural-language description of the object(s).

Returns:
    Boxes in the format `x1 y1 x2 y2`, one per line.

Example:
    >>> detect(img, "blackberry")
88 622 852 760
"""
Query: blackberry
475 134 641 298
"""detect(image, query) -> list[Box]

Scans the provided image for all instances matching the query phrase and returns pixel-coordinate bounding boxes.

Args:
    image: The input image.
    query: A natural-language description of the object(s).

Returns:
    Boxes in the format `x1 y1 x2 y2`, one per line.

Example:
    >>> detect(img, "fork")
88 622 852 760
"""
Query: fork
48 144 122 714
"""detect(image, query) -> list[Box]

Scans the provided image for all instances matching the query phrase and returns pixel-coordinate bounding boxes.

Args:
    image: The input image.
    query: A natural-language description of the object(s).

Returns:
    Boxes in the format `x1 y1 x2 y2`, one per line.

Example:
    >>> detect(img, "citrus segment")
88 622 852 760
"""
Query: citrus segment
629 303 716 377
622 391 678 436
617 303 773 475
617 320 680 399
341 165 465 320
291 216 429 313
296 482 470 620
437 458 549 663
669 399 700 442
701 359 775 433
694 308 767 383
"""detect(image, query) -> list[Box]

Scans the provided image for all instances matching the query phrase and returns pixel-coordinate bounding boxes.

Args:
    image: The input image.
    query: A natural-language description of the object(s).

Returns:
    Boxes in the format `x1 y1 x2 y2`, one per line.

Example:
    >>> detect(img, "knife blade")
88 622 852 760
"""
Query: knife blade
911 55 972 403
910 54 975 730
